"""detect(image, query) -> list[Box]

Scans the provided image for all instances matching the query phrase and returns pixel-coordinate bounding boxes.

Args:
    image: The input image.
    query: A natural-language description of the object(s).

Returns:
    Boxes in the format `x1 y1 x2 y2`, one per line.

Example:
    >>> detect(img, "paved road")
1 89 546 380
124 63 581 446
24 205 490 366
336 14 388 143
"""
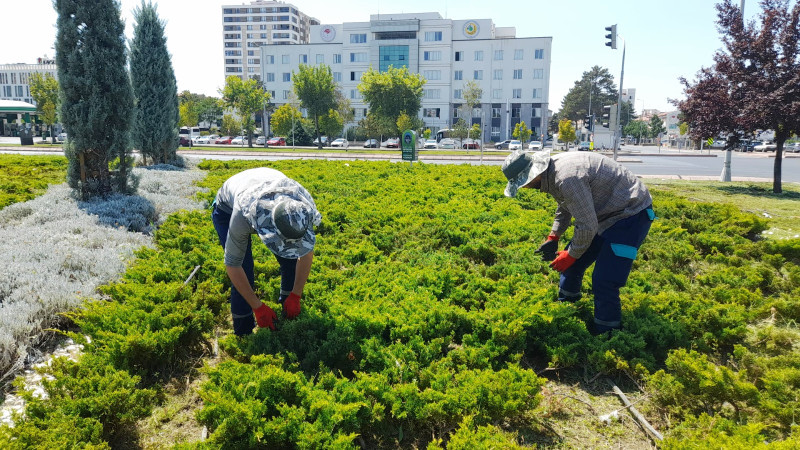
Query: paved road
2 139 798 183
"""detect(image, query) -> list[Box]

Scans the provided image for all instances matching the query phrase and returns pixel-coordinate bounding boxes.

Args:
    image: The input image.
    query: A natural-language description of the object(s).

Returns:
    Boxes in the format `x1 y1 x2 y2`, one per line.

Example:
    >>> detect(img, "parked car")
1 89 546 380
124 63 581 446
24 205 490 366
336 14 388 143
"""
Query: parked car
754 141 777 152
255 136 266 145
267 136 287 146
56 132 68 143
578 141 592 151
438 138 456 149
787 142 800 153
494 140 513 150
509 140 522 150
383 138 400 148
735 140 755 152
207 134 220 142
194 135 213 144
231 136 248 145
363 139 379 148
179 136 192 146
331 138 349 148
528 140 543 150
312 136 329 146
423 139 439 149
462 139 480 149
215 136 233 145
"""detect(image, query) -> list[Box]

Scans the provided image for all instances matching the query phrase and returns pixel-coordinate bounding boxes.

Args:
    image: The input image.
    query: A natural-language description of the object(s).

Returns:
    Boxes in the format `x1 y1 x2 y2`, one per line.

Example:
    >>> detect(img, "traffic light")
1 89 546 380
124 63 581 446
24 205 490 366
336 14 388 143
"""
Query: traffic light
605 24 617 49
585 114 593 132
601 105 611 128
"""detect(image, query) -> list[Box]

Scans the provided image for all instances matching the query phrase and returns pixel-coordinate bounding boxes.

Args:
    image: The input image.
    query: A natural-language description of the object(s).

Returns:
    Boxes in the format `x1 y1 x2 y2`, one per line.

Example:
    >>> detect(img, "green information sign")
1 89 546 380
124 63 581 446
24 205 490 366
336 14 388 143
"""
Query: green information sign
401 130 417 162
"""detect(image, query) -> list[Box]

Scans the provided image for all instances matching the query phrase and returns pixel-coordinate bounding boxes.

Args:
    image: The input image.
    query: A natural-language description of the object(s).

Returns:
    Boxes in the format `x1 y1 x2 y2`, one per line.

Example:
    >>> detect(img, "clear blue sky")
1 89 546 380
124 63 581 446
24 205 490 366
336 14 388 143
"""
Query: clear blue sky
1 0 763 114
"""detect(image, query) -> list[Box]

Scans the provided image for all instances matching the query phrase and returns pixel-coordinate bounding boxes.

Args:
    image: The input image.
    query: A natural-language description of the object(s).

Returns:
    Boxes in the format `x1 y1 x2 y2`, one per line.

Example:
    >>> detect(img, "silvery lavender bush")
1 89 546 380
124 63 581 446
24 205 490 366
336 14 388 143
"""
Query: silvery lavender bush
0 165 207 383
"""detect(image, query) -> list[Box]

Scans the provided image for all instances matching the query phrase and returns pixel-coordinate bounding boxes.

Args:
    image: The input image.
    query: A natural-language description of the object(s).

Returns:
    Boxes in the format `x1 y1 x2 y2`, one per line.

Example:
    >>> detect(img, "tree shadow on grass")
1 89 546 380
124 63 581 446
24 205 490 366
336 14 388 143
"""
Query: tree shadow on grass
714 184 800 201
78 193 158 234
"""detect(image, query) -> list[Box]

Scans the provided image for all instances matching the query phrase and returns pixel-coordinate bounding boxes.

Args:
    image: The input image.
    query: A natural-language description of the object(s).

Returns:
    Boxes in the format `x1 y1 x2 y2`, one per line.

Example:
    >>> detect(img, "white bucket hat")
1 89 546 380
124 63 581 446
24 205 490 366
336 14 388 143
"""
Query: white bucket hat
502 150 552 197
238 178 322 259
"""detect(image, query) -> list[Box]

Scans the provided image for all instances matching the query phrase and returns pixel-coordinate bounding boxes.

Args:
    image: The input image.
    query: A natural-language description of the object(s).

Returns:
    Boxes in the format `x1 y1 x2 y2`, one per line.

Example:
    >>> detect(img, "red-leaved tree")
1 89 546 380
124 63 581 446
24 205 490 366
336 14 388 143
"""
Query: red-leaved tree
676 0 800 193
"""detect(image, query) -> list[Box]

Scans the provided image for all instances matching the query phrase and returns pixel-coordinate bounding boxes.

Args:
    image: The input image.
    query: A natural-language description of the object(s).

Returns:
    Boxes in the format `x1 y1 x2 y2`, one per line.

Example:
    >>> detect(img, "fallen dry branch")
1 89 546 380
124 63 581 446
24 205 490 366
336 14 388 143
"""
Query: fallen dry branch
606 378 663 442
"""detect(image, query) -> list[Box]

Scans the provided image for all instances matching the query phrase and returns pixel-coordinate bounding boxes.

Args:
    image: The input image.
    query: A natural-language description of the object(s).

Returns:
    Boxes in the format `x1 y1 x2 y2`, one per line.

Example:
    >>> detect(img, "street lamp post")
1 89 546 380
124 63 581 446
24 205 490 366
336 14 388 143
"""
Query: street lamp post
721 0 744 182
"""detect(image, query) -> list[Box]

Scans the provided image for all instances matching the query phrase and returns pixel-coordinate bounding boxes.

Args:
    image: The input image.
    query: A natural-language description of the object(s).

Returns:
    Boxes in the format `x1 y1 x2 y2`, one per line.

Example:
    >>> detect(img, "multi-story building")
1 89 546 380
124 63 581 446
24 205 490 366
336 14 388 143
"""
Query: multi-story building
261 12 552 142
0 57 58 136
222 0 319 81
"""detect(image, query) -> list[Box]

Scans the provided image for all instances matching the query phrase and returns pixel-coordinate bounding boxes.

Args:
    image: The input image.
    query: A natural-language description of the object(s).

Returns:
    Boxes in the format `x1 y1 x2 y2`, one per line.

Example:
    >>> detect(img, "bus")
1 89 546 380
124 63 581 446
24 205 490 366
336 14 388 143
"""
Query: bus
435 129 452 142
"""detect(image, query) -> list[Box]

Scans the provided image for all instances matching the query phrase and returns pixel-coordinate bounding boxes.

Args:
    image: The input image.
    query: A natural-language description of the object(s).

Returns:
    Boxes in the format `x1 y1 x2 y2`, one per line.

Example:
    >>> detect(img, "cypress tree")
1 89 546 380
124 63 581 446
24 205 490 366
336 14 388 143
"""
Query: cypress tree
55 0 135 199
130 1 179 165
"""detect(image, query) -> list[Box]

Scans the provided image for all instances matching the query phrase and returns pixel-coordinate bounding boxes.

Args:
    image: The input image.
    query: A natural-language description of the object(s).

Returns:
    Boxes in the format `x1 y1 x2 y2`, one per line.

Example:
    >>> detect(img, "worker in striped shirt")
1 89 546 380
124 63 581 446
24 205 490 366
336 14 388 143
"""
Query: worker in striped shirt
502 150 655 335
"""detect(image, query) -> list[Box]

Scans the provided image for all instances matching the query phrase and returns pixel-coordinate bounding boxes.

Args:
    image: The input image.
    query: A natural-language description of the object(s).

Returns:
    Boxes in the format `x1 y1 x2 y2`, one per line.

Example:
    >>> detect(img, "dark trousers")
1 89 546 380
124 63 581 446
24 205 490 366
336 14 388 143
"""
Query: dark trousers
558 207 654 332
212 205 297 335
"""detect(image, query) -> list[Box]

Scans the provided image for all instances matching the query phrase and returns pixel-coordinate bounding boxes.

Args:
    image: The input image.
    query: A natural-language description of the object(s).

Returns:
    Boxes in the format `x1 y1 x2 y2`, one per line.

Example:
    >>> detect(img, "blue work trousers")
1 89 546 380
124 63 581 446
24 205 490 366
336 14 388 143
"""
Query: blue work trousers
212 205 297 336
558 207 654 332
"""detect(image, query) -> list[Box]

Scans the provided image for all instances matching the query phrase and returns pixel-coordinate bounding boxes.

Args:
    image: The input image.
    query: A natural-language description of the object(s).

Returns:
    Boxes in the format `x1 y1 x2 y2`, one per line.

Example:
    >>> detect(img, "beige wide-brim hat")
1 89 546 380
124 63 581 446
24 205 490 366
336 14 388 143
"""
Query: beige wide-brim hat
502 150 552 197
239 178 322 259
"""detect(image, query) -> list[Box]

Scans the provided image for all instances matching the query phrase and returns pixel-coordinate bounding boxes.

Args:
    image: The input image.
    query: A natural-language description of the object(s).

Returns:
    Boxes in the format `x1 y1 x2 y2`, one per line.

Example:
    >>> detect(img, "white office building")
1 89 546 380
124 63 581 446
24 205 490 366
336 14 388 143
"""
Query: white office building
0 58 58 136
222 1 319 81
261 12 552 142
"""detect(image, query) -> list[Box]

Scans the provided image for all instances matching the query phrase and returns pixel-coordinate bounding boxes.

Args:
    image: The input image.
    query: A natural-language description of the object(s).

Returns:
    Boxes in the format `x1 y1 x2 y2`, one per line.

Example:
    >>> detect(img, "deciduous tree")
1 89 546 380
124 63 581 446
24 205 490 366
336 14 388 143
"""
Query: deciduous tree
649 115 666 139
558 119 576 149
29 73 59 144
130 1 179 165
270 103 303 138
55 0 135 198
513 121 532 143
220 76 270 148
359 66 425 135
293 64 337 148
676 0 800 193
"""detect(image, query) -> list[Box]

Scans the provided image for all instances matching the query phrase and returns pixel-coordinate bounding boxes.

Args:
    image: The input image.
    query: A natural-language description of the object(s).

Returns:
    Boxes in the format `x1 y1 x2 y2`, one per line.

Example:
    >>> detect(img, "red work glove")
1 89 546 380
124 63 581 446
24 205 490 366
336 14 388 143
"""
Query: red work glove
253 303 277 330
284 292 301 319
546 233 559 242
550 251 577 272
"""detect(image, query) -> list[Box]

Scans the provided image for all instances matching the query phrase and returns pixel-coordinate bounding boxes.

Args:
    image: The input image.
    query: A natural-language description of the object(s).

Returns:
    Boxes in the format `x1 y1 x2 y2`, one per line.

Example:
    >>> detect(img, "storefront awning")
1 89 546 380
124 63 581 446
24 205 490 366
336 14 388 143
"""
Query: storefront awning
0 100 37 114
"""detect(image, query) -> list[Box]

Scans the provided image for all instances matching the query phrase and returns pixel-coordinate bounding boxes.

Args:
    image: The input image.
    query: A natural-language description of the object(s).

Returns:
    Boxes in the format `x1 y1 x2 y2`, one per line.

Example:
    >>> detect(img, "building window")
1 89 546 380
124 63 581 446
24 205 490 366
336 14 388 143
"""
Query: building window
350 52 368 62
350 33 367 43
266 73 275 82
248 58 260 64
424 31 442 41
316 54 324 64
513 69 523 79
514 49 524 60
423 89 441 99
533 88 541 99
472 107 482 118
333 72 342 82
454 89 463 99
350 89 361 99
492 89 502 99
454 51 463 61
350 71 358 81
474 70 483 80
265 55 275 64
491 126 500 137
423 108 440 118
422 70 441 80
474 50 483 61
423 51 441 61
299 54 308 64
533 69 544 79
282 73 291 82
533 107 541 117
535 49 544 59
282 54 289 64
493 70 503 80
333 54 342 64
494 50 503 60
283 90 290 99
454 70 463 81
512 107 520 118
512 88 522 99
492 107 501 118
379 45 409 71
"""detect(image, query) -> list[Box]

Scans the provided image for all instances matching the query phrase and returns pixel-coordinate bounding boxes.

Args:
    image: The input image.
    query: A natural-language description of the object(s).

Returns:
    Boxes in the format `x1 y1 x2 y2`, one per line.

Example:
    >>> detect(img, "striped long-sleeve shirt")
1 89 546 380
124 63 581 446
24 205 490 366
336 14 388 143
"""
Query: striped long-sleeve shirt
539 152 652 258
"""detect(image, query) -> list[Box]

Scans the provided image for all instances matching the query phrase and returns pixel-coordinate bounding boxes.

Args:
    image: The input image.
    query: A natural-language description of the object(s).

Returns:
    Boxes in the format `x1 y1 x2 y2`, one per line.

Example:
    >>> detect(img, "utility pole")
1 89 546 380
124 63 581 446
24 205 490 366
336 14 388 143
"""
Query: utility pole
605 24 624 161
721 0 744 181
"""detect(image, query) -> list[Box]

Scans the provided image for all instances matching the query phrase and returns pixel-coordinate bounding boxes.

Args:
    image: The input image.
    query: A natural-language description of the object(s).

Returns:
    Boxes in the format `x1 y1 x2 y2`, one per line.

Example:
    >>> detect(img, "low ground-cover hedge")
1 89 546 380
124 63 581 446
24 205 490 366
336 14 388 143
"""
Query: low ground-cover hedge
1 159 798 448
0 154 67 210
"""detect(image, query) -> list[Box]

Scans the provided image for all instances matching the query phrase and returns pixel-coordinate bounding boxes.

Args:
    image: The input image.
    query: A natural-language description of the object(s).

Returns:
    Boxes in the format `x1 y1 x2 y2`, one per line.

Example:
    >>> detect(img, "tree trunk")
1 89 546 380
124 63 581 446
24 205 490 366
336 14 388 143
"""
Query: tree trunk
774 144 783 194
